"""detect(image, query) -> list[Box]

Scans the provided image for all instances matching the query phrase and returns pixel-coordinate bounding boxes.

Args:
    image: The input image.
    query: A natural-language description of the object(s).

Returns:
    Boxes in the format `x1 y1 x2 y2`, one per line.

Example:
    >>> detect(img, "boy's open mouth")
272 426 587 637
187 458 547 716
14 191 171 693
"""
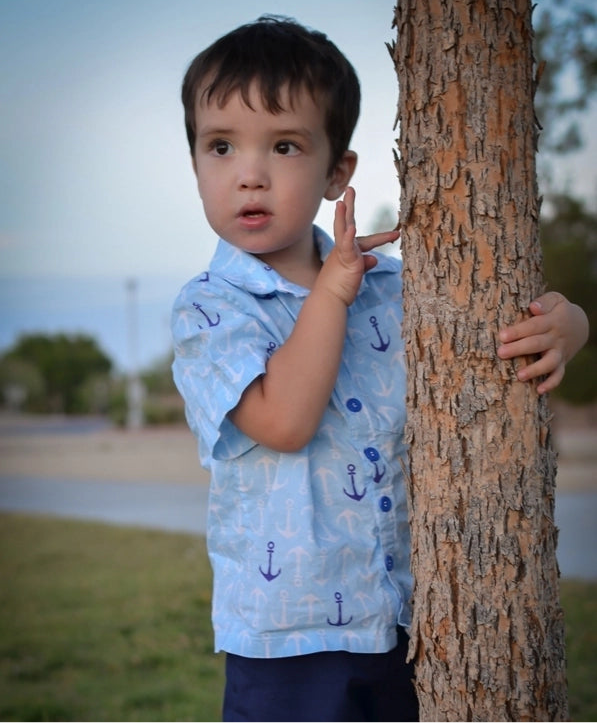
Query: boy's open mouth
239 204 270 218
237 205 272 229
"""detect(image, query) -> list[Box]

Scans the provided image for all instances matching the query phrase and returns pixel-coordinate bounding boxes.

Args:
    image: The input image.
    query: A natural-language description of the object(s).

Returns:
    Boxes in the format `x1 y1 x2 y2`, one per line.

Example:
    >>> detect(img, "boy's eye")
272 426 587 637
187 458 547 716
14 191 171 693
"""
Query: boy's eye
209 140 232 156
275 141 300 156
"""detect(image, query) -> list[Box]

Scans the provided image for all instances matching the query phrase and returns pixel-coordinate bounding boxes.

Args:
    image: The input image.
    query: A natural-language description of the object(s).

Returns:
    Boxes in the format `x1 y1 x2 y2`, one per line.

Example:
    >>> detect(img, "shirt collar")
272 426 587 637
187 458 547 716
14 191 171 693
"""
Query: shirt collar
209 225 399 296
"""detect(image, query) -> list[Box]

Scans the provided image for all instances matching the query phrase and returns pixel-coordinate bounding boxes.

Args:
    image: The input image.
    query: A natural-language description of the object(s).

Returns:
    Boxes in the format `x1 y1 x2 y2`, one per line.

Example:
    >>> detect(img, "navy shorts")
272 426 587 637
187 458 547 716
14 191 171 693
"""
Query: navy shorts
222 626 418 722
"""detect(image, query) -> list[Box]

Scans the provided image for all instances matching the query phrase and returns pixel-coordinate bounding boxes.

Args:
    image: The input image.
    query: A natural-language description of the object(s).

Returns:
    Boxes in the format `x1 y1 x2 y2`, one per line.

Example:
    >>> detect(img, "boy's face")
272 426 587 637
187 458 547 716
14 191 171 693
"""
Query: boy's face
191 81 356 266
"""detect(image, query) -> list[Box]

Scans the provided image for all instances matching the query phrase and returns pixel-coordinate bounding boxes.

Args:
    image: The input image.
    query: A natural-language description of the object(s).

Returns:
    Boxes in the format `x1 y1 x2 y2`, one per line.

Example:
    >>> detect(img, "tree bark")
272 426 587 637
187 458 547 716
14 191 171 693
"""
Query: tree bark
389 1 569 719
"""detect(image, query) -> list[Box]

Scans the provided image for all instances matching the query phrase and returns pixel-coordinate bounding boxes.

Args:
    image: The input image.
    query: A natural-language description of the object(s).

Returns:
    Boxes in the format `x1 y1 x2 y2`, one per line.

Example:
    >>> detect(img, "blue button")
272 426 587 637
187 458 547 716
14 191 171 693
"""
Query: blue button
364 447 379 462
385 555 394 571
380 496 392 512
346 398 362 412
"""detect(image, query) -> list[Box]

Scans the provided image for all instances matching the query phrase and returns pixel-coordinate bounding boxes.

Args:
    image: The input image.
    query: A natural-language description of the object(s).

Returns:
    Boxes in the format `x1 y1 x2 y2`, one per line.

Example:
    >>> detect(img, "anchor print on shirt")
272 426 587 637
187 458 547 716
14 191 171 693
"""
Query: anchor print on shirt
249 499 266 536
259 540 282 581
364 447 386 483
287 545 312 587
369 315 390 352
266 340 277 358
271 590 299 629
354 589 376 617
336 507 361 535
256 456 283 495
276 499 299 539
192 301 221 329
285 630 311 655
249 587 268 627
327 591 353 626
314 466 338 507
298 593 322 624
343 463 366 501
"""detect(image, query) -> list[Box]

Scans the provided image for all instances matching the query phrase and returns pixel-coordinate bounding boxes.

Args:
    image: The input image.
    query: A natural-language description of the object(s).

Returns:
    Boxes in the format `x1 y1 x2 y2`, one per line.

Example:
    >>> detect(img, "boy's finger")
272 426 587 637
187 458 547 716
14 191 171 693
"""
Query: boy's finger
333 199 348 241
357 230 400 252
531 291 565 316
497 333 550 359
499 314 550 343
518 349 564 385
343 186 356 226
537 367 565 395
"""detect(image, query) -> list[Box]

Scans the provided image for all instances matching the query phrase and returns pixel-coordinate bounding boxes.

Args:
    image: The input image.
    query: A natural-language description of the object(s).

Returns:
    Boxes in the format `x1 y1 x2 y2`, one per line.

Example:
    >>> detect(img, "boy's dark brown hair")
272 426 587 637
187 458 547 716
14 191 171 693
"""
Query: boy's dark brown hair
181 15 361 175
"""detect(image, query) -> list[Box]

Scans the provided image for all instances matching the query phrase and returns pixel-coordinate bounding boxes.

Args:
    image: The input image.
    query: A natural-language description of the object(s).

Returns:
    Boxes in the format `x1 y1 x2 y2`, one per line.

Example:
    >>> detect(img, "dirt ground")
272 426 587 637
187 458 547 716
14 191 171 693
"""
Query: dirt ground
0 402 595 492
0 417 209 485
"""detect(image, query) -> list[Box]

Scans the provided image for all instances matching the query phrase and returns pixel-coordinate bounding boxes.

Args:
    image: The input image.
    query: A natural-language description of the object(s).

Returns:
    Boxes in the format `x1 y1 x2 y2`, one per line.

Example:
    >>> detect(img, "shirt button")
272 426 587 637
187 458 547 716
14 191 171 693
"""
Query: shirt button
380 496 392 512
385 555 394 571
346 397 362 413
364 447 380 461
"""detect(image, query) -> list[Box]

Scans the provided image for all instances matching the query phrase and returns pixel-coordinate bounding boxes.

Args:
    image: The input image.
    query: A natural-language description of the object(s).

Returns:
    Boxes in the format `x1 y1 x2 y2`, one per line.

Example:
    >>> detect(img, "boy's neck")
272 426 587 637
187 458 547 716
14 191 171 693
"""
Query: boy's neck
255 237 323 290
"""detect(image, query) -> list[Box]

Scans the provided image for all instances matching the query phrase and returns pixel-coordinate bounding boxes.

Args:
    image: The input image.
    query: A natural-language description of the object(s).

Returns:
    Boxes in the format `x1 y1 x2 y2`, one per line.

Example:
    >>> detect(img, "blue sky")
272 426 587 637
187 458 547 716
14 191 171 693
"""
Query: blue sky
0 0 406 282
1 0 596 371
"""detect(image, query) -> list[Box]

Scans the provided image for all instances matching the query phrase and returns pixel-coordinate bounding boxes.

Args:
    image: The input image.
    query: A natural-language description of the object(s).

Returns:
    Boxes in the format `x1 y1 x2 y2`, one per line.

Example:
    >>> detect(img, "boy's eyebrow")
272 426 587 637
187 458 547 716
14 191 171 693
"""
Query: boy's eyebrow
274 127 316 139
197 125 317 140
197 126 233 138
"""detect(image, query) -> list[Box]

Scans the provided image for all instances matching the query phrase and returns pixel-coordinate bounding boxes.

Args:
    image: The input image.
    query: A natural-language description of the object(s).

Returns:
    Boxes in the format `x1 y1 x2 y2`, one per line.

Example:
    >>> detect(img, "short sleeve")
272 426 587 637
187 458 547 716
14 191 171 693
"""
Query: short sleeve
171 277 277 464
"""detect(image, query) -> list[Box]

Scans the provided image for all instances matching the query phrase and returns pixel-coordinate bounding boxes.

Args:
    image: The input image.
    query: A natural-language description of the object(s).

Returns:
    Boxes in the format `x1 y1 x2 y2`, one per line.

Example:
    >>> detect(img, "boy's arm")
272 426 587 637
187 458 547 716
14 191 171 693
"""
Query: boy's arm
497 291 589 394
229 187 399 453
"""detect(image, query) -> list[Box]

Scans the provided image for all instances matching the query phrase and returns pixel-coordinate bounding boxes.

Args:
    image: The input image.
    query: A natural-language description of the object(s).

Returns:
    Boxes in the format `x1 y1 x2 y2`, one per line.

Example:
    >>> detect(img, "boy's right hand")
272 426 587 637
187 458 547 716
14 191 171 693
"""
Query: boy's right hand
317 187 400 307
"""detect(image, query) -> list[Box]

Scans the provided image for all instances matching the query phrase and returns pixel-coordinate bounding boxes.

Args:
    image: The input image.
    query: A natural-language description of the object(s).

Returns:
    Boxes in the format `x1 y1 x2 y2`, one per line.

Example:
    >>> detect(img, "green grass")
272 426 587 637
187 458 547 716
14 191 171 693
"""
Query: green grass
0 514 224 721
561 579 597 721
0 513 595 721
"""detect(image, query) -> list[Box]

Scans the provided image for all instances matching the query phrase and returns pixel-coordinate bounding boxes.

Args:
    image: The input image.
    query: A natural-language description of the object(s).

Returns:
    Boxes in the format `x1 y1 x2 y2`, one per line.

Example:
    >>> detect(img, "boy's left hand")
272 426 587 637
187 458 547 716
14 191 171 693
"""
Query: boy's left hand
321 187 399 307
497 291 589 394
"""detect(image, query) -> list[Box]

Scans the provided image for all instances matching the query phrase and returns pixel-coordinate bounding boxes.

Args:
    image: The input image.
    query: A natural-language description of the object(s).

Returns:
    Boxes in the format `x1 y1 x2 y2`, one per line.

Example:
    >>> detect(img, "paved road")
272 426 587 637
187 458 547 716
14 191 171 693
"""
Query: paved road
0 476 209 536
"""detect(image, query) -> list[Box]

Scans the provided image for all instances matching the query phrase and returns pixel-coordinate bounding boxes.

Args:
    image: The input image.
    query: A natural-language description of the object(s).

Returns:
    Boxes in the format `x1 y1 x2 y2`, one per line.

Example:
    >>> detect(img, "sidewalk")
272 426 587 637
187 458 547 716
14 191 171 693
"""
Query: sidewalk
1 412 594 491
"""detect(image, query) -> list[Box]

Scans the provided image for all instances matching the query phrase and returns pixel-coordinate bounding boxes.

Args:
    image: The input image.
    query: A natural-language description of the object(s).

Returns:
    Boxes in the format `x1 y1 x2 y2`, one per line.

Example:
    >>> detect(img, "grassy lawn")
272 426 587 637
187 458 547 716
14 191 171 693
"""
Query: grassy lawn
0 514 224 721
1 512 595 721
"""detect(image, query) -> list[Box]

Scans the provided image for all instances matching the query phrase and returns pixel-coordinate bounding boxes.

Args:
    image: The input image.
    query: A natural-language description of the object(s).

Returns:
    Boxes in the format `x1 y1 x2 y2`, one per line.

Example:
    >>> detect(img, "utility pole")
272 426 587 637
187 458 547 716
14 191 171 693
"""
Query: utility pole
125 277 144 429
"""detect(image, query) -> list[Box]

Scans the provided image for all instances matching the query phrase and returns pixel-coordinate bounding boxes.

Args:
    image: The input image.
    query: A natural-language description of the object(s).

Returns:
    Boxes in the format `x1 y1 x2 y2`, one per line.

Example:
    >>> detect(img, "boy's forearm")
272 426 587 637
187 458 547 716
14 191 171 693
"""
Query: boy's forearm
229 284 348 452
228 189 399 452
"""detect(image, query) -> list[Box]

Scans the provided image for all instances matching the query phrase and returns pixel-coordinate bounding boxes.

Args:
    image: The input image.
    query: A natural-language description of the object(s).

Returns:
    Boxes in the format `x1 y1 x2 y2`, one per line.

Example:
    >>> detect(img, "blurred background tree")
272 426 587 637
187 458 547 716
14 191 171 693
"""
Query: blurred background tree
0 335 184 424
540 195 597 404
0 333 112 414
533 0 597 177
535 0 597 405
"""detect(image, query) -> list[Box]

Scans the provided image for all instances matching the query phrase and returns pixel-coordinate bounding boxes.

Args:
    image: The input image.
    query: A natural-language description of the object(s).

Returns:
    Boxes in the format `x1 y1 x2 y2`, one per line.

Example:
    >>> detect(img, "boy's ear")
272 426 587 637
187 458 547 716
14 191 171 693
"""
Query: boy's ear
324 151 357 200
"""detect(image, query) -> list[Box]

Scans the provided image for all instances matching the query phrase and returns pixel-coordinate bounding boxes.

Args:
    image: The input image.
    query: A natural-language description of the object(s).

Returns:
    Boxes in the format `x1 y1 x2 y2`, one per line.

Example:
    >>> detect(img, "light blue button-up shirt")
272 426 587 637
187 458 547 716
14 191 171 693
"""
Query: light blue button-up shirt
171 226 412 659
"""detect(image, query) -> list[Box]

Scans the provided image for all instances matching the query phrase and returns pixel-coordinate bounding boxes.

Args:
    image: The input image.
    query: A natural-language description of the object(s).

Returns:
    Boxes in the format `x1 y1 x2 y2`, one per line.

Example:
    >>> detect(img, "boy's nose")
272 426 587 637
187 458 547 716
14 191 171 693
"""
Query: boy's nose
238 156 270 190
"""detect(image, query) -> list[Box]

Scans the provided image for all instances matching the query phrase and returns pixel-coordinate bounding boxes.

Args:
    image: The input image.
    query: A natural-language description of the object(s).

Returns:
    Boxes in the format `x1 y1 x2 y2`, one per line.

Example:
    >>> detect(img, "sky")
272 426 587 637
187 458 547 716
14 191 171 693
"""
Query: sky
0 0 405 281
1 0 596 372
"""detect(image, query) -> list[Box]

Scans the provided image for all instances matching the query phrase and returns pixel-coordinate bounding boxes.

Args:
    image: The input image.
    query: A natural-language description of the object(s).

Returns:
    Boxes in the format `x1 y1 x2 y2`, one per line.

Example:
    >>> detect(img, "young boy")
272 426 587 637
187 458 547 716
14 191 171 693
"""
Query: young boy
171 16 589 722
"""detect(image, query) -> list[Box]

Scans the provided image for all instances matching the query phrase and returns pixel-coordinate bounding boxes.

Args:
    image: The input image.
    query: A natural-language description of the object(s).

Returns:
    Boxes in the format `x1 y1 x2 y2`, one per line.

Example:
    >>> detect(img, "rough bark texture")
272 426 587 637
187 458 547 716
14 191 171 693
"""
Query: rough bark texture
389 1 569 720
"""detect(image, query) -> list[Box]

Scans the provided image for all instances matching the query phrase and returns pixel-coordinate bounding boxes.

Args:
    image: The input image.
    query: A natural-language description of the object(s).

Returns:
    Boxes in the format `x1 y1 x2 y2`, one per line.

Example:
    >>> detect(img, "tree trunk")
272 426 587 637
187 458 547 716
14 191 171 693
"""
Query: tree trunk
389 1 569 720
